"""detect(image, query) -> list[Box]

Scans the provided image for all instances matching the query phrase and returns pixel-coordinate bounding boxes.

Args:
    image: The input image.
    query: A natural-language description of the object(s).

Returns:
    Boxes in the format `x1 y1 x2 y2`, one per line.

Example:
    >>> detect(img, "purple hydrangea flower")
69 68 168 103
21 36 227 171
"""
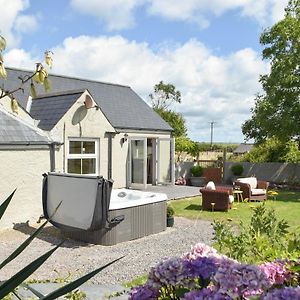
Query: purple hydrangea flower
129 284 159 300
182 287 233 300
261 286 300 299
214 260 271 298
147 257 190 288
185 256 219 281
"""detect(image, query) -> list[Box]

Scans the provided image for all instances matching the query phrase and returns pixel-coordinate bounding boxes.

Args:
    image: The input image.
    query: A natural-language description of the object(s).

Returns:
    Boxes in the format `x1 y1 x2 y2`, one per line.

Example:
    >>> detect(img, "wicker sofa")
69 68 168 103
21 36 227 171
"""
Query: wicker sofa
200 185 233 212
234 177 269 201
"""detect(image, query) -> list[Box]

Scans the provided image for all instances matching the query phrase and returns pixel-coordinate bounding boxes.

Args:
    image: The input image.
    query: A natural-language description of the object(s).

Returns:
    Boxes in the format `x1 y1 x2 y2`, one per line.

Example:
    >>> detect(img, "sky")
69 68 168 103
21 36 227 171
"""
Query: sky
0 0 290 143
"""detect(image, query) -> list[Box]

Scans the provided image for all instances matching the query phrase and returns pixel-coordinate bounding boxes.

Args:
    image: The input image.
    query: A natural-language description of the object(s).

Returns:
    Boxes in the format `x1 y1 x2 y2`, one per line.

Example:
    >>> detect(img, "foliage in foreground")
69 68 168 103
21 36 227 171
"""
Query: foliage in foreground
213 204 300 264
129 203 300 299
129 242 300 299
0 190 122 299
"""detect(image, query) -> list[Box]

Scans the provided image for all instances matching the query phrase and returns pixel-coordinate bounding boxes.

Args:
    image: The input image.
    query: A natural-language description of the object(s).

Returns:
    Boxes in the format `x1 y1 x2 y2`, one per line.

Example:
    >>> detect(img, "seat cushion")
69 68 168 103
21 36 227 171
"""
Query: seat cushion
251 188 266 196
237 177 257 189
228 195 234 203
206 181 216 190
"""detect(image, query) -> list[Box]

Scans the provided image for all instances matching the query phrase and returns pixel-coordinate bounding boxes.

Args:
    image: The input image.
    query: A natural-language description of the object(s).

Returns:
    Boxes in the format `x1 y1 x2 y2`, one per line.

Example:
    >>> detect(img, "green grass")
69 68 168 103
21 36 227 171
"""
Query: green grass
124 274 148 288
170 190 300 230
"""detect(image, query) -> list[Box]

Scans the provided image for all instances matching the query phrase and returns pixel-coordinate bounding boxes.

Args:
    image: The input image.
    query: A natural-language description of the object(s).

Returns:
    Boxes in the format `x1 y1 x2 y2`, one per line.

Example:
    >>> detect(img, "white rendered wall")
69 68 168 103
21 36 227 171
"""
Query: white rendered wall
0 149 51 228
53 91 115 179
0 95 36 124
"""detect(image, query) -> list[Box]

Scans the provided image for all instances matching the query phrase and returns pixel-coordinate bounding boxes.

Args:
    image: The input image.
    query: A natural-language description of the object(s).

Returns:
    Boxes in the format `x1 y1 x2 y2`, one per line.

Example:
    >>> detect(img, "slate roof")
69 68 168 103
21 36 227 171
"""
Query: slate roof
3 68 173 132
0 109 52 145
233 143 254 154
30 90 84 131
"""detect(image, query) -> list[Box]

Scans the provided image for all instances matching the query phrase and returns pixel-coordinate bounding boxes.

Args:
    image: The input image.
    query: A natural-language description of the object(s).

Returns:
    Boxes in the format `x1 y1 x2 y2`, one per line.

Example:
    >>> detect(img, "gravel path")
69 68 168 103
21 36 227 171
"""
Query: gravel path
0 217 214 285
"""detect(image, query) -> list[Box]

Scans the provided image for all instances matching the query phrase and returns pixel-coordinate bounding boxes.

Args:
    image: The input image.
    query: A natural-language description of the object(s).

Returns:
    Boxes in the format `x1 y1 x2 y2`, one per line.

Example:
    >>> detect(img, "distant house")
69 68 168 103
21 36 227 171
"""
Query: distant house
233 143 254 155
0 68 174 228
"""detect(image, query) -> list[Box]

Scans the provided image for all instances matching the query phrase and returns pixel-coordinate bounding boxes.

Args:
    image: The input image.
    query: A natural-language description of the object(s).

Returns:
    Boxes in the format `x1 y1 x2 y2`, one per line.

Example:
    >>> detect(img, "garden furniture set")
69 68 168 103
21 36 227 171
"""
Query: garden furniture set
200 177 269 212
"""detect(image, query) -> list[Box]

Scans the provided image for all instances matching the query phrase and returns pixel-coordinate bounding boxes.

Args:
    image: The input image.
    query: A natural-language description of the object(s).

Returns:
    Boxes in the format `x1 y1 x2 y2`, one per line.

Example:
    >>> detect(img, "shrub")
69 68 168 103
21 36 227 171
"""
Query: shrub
241 138 300 163
212 204 300 264
190 165 203 177
129 242 300 299
167 204 175 218
230 163 244 176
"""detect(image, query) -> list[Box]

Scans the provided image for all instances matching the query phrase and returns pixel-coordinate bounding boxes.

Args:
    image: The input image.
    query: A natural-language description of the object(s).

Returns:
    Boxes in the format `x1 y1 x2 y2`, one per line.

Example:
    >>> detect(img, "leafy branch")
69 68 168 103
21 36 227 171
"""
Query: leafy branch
0 33 53 111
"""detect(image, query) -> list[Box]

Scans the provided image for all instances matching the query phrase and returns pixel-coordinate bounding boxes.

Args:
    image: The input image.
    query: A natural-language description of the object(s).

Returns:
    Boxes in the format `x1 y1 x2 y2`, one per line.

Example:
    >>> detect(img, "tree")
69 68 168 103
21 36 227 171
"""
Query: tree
149 81 186 137
175 136 194 162
241 137 300 162
242 0 300 145
155 108 187 137
149 80 181 110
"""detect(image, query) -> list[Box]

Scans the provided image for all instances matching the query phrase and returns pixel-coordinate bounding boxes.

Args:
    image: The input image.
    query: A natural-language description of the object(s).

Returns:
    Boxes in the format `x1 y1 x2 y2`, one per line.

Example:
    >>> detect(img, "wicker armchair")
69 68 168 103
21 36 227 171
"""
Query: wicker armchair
200 187 233 212
234 177 269 201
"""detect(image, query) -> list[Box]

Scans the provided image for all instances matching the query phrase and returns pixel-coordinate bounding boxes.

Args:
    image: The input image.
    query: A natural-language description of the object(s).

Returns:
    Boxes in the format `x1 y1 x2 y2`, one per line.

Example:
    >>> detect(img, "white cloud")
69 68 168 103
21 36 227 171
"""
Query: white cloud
14 15 38 34
240 0 289 26
7 35 268 142
4 48 37 69
70 0 144 30
0 0 38 48
70 0 289 30
148 0 290 28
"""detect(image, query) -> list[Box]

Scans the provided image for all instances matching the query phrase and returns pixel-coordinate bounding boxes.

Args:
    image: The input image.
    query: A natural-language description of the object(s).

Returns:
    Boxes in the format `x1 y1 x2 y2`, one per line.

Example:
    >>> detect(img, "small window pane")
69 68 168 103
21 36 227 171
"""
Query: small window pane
69 141 81 154
83 141 95 154
68 159 81 173
82 159 96 174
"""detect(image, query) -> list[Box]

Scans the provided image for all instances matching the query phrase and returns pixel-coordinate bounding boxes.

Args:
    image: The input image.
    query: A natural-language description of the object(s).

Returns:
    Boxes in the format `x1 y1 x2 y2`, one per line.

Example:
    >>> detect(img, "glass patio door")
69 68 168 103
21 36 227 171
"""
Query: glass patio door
128 138 147 189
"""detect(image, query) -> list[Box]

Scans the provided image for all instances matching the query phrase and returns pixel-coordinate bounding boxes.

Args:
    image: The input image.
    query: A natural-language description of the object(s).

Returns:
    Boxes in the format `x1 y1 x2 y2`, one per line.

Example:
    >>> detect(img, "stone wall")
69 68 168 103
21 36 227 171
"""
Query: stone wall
176 161 300 185
224 162 300 184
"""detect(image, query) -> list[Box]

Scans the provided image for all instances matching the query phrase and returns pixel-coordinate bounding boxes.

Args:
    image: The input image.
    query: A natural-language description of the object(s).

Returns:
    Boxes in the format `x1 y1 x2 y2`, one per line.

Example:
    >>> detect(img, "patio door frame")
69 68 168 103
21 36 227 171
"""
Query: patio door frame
127 137 147 189
127 136 175 188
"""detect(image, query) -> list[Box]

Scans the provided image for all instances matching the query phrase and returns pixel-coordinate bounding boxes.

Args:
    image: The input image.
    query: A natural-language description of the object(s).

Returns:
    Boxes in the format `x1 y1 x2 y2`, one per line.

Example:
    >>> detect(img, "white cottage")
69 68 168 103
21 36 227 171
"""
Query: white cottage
0 68 175 228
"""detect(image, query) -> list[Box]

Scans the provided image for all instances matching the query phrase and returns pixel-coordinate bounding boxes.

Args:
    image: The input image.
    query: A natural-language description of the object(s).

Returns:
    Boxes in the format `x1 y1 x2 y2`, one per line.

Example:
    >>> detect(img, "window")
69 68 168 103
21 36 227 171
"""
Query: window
67 139 98 175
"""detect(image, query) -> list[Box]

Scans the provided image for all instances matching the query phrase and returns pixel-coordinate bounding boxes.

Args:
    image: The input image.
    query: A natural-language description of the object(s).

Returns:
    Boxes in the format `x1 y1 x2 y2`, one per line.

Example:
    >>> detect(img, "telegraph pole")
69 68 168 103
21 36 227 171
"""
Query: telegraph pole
210 121 215 149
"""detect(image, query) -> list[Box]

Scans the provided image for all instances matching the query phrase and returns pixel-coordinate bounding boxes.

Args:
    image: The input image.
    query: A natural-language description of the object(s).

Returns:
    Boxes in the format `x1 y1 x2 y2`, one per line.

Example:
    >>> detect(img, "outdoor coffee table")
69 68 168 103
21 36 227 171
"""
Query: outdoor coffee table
233 190 244 203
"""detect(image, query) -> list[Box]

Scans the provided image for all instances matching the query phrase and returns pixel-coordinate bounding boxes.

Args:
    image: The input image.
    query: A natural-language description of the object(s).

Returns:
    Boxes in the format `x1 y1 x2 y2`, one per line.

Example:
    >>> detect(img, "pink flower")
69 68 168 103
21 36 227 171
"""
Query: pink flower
183 243 219 260
260 261 289 286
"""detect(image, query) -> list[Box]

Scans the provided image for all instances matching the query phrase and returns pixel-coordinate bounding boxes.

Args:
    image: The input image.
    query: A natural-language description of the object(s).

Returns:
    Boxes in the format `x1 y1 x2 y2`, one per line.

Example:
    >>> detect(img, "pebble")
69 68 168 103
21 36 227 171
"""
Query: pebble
0 217 214 285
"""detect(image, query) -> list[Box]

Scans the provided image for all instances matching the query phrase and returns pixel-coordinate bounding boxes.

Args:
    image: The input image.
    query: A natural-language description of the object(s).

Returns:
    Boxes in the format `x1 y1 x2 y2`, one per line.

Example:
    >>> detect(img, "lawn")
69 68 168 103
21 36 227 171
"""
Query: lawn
169 190 300 230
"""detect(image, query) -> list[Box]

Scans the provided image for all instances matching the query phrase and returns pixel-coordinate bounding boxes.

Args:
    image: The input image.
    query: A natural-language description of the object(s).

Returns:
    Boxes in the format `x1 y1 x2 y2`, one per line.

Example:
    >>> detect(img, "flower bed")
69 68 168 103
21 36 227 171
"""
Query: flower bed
129 243 300 299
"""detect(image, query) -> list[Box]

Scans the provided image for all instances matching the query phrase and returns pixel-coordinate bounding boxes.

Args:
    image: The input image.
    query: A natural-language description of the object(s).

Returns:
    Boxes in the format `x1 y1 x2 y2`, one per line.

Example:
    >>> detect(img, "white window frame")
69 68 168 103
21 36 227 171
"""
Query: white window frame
67 138 99 175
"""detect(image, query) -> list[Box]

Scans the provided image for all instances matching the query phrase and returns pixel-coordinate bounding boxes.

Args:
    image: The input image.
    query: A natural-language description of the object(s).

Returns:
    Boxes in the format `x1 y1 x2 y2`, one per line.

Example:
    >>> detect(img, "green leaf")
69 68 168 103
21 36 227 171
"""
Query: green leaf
175 287 190 298
41 256 124 300
0 189 17 220
0 242 63 299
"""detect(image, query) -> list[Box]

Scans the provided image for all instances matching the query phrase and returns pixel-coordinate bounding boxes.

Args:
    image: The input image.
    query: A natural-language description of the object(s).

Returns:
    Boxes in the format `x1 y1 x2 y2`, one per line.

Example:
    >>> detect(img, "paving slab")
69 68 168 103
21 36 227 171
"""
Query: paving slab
13 283 129 299
137 184 201 200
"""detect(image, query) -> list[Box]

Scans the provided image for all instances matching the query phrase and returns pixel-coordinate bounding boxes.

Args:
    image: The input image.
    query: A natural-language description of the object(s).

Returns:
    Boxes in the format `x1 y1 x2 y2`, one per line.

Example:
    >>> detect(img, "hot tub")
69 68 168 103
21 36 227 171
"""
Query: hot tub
65 189 167 245
43 173 167 245
110 188 168 209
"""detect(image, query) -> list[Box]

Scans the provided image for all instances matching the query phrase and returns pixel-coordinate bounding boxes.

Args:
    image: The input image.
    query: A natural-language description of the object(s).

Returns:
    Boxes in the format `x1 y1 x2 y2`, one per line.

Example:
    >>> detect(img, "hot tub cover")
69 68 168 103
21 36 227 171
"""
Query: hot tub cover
42 172 113 231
